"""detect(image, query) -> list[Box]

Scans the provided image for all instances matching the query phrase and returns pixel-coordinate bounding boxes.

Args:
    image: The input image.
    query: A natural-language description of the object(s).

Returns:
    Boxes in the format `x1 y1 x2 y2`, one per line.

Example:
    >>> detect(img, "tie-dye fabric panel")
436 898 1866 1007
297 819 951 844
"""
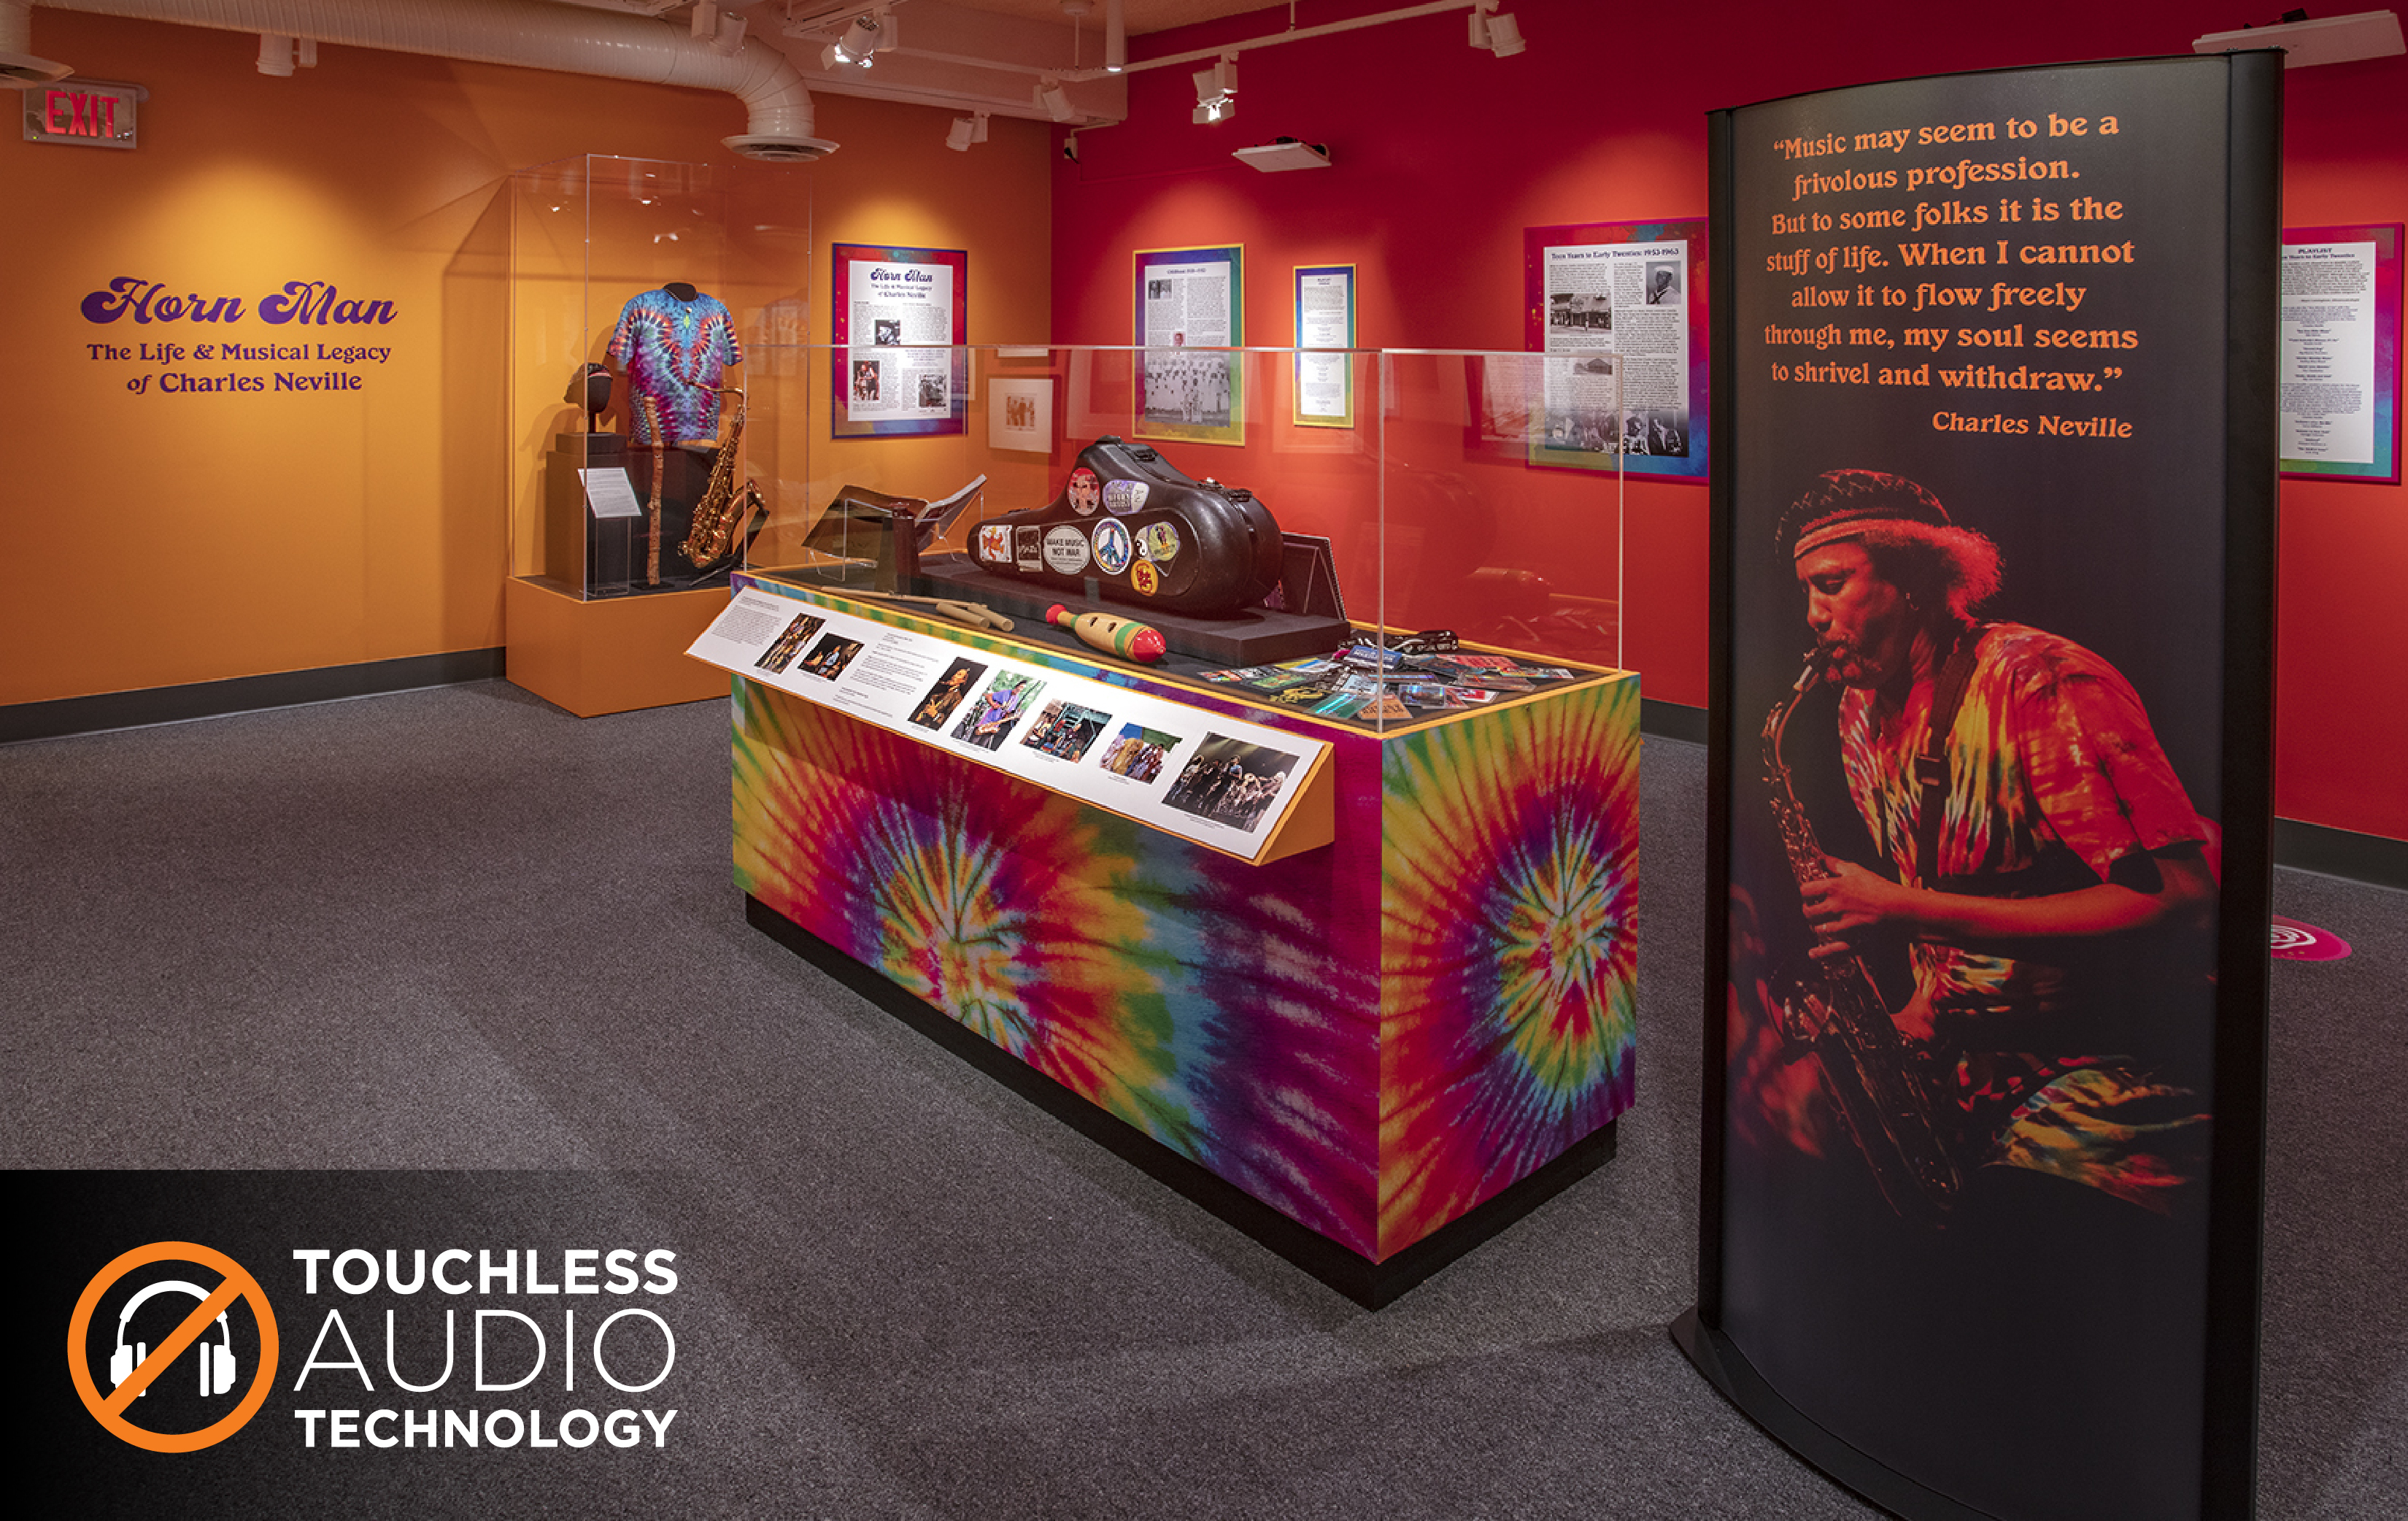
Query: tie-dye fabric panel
1377 676 1641 1256
733 677 1384 1256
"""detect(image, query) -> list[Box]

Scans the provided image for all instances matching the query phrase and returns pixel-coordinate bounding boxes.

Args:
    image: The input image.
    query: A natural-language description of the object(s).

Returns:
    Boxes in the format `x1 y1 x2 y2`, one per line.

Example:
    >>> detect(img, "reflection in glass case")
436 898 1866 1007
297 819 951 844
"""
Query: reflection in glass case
506 154 812 601
741 345 1626 733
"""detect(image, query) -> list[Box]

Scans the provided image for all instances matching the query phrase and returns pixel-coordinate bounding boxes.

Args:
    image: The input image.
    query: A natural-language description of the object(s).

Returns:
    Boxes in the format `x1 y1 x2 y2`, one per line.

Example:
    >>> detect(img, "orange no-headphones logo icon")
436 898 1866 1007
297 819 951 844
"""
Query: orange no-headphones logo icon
67 1241 280 1452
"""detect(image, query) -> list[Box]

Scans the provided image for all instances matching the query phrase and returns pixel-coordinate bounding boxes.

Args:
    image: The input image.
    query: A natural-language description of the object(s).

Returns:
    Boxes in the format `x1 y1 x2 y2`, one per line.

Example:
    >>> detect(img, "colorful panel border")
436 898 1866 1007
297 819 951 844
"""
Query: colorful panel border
1134 243 1245 446
2281 222 2400 484
830 242 969 439
1523 217 1708 482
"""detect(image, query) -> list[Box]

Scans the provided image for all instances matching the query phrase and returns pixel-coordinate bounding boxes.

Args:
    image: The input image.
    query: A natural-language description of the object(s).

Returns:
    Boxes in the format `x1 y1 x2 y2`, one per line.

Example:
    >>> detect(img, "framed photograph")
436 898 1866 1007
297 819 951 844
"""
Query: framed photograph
830 242 969 439
1135 244 1243 446
988 377 1053 454
1523 217 1707 482
2280 223 2401 484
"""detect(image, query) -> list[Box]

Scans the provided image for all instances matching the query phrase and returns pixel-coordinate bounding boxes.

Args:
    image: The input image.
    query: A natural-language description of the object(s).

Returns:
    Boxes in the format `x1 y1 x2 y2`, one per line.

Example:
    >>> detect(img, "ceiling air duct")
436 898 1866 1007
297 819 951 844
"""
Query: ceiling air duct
1 1 74 84
25 0 837 160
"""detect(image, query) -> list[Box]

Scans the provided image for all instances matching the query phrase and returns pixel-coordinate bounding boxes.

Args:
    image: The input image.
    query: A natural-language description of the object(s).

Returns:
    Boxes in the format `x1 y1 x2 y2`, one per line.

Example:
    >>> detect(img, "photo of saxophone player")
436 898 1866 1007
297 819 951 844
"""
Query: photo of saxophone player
1761 468 2219 1219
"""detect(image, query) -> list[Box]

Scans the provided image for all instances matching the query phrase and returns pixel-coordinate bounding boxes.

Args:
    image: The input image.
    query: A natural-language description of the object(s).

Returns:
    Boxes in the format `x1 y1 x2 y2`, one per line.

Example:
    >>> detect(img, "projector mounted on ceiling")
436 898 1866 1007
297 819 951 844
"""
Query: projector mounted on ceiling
1233 137 1330 172
2193 8 2405 67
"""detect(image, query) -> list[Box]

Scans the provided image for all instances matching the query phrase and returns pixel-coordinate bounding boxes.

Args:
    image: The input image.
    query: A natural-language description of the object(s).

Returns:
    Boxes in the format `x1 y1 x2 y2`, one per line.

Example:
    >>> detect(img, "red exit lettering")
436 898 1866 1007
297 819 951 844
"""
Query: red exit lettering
43 89 117 139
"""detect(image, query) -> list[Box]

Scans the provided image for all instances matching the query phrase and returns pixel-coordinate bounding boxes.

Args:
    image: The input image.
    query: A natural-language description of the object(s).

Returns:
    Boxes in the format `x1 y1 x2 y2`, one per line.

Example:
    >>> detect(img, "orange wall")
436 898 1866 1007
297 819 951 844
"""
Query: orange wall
1053 0 2408 844
1 12 1050 707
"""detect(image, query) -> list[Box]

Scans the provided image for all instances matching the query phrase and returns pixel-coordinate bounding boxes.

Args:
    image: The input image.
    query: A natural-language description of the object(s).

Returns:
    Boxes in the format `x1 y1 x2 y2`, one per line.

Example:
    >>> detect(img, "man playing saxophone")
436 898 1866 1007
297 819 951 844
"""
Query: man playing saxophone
1774 468 2218 1217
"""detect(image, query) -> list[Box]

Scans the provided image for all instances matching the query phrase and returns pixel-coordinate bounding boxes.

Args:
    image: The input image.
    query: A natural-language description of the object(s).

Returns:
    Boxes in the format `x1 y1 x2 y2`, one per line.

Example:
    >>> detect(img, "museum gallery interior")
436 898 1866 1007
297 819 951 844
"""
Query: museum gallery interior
6 1 2407 1517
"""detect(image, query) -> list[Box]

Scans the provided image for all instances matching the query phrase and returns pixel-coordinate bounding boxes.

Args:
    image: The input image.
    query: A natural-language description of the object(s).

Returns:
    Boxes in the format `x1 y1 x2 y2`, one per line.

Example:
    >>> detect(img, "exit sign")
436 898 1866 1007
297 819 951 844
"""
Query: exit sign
23 79 140 148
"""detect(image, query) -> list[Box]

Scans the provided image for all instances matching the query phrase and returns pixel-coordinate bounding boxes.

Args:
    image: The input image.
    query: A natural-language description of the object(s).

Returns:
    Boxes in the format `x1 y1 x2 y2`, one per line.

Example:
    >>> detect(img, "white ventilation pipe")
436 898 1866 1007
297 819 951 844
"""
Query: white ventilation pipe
1 0 74 82
28 0 836 158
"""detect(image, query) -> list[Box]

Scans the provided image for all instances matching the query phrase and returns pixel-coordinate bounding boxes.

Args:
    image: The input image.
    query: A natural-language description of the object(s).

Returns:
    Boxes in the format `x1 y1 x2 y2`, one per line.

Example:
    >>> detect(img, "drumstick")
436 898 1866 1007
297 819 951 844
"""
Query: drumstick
844 588 1015 631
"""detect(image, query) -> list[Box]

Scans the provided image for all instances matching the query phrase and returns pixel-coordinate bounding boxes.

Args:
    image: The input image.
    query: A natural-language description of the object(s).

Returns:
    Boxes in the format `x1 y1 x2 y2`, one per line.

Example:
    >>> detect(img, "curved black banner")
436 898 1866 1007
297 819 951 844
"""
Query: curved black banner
1689 53 2277 1521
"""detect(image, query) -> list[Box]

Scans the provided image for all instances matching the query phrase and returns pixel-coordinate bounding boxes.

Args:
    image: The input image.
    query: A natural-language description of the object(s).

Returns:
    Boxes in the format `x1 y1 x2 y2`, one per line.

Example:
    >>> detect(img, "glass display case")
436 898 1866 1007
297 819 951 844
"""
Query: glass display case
736 344 1625 733
506 153 813 601
706 344 1639 1293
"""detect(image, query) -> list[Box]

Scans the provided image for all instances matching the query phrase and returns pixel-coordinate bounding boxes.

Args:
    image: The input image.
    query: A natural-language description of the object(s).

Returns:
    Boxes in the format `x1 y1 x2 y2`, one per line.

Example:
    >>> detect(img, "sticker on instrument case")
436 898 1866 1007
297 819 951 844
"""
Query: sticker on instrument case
1091 518 1133 575
1043 525 1092 574
1103 479 1150 515
1015 526 1045 571
1137 520 1180 565
976 523 1013 563
1130 560 1159 596
1067 467 1103 516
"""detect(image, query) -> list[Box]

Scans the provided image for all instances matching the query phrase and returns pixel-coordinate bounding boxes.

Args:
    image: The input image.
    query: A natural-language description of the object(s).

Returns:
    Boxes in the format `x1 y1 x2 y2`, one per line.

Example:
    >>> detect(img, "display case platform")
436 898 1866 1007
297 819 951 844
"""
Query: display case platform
719 578 1642 1303
504 574 729 717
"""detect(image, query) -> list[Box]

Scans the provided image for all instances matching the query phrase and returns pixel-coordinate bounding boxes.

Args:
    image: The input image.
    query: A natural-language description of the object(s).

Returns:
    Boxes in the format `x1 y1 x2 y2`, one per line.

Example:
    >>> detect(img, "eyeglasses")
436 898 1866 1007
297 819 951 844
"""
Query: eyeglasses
1336 628 1459 669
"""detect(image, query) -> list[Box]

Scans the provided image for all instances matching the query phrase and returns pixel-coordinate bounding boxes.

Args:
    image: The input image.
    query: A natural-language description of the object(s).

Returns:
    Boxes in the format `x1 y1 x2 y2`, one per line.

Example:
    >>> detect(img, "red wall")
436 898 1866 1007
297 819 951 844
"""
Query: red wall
1051 0 2408 843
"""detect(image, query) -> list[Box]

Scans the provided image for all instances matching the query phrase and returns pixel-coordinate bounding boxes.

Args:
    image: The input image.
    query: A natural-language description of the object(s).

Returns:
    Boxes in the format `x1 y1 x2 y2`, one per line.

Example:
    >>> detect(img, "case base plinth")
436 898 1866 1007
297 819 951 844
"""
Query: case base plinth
746 893 1617 1309
911 556 1352 666
503 574 730 717
1670 1309 1995 1521
545 437 733 598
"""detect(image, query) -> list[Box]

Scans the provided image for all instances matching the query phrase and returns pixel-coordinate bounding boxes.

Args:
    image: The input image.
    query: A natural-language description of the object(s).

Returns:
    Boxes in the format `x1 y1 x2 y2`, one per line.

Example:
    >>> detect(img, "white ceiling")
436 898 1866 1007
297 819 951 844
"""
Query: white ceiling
914 1 1282 35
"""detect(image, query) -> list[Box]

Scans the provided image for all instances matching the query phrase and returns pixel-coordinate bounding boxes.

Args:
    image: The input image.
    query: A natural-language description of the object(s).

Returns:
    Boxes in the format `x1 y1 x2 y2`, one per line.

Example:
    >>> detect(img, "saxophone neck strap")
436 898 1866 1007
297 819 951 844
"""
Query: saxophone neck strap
1913 624 1985 890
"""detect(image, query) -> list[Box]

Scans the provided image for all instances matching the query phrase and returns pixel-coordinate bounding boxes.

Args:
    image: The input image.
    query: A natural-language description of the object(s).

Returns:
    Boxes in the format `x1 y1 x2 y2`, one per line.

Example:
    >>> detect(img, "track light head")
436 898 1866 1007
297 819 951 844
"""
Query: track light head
1190 55 1237 125
1038 77 1075 121
825 12 884 69
946 112 989 152
1469 4 1527 58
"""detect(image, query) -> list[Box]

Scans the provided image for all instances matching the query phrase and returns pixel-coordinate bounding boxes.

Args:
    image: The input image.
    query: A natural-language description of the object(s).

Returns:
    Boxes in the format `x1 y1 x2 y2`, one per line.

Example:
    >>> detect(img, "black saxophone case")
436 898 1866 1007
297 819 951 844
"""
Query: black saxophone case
964 436 1283 617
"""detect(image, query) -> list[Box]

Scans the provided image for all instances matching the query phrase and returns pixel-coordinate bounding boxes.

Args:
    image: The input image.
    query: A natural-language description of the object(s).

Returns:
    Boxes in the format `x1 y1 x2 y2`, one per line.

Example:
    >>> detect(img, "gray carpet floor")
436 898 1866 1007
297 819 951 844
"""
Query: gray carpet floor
2 679 2400 1518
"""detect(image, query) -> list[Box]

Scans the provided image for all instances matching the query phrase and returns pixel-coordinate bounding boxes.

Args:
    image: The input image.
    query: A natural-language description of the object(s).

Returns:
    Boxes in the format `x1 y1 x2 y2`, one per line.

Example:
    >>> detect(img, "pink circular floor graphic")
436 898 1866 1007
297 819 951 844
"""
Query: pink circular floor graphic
2270 916 2352 961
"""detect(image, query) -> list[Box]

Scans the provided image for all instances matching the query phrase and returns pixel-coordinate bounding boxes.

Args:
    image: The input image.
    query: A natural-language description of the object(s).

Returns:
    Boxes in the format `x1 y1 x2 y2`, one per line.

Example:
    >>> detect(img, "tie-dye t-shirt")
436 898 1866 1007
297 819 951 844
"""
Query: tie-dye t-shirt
607 288 743 445
1835 621 2216 1209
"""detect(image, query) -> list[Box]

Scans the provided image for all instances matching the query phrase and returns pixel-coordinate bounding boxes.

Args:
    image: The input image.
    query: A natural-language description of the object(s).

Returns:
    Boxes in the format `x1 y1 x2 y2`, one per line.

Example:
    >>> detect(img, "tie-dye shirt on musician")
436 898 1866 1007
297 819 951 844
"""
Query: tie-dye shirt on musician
607 288 743 444
1835 621 2217 1209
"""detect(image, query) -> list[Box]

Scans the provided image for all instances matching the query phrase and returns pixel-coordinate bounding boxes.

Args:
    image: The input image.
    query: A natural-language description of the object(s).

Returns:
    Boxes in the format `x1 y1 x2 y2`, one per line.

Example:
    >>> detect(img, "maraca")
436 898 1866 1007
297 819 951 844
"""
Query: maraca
1046 604 1166 663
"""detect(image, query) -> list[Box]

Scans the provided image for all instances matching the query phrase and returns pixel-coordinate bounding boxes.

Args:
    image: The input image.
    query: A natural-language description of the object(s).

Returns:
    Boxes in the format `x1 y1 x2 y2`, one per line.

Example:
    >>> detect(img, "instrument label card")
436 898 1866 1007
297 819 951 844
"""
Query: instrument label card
690 582 1332 863
579 468 646 520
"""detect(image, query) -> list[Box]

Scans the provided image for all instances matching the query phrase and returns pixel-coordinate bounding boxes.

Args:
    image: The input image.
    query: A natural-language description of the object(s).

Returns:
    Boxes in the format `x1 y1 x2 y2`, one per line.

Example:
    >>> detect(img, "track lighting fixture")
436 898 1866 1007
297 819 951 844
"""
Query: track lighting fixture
1037 77 1074 121
823 10 889 71
946 112 989 152
1191 55 1237 126
1468 1 1527 58
1104 0 1126 72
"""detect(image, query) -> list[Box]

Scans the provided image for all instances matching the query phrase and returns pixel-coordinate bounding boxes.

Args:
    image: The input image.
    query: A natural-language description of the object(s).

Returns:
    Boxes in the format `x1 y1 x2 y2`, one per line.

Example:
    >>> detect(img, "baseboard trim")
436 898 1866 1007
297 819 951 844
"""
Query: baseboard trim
2273 815 2408 893
0 649 507 745
745 893 1619 1309
1641 698 1707 744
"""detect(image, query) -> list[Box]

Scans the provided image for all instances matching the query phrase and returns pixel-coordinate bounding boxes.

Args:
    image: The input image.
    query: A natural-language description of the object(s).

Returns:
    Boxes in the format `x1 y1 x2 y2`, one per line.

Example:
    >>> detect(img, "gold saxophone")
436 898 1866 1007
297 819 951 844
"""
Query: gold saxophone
682 385 763 571
1763 654 1964 1220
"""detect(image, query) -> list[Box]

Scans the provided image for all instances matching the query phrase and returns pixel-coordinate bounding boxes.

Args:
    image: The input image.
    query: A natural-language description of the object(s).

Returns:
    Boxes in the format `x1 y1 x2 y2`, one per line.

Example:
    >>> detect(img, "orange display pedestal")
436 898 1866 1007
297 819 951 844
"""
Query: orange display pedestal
503 575 730 717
